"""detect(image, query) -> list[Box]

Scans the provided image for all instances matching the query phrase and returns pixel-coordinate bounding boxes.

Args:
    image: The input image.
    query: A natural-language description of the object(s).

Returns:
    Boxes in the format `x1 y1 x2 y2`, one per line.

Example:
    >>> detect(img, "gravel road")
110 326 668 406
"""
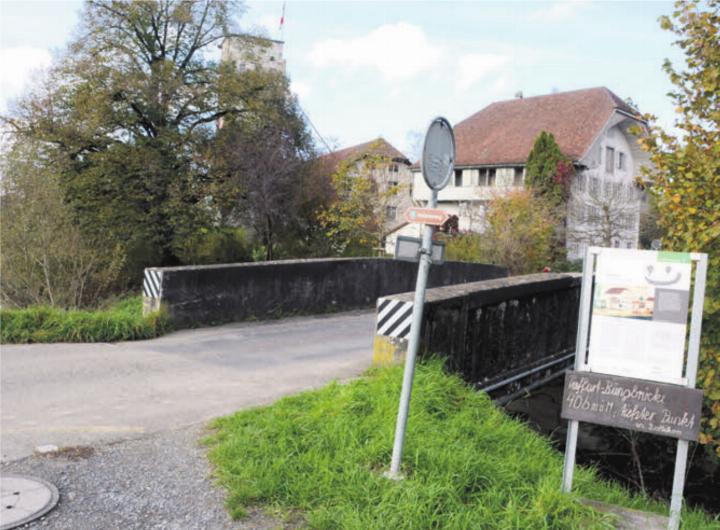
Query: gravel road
1 424 279 530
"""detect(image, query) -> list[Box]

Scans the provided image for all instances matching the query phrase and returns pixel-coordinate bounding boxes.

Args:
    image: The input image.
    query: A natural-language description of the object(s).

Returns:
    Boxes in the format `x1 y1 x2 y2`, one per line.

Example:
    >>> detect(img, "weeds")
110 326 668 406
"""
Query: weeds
0 296 170 343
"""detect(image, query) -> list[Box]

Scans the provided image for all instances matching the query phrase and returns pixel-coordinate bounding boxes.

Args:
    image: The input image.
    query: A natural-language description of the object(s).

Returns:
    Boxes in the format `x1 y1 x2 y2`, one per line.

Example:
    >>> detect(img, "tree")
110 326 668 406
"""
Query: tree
0 140 124 308
567 175 641 248
638 193 664 250
317 146 404 256
445 190 557 274
525 131 573 205
3 0 275 280
210 74 318 261
639 0 720 455
317 159 379 256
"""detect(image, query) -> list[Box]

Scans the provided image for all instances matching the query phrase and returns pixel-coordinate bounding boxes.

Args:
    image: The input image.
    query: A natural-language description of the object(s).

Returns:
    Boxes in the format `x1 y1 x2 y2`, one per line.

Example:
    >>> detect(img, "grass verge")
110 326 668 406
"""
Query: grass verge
0 296 170 343
207 361 719 529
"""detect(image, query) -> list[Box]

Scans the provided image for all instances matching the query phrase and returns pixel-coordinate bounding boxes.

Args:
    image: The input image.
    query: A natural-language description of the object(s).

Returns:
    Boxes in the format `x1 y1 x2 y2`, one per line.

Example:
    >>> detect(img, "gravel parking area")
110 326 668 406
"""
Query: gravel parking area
0 424 278 530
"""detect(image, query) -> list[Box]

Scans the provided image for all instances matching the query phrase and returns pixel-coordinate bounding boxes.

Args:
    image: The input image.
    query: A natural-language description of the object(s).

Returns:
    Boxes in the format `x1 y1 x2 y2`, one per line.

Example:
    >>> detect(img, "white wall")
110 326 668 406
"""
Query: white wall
567 116 645 259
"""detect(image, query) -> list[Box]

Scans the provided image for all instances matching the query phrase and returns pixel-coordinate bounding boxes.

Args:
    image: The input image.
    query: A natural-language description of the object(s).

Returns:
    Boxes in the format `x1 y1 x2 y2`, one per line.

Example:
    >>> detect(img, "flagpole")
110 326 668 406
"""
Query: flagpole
279 1 286 41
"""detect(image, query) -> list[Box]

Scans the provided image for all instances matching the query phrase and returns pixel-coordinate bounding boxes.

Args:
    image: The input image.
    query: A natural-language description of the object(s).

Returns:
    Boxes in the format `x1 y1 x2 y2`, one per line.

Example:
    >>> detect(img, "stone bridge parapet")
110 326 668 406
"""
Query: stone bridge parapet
374 273 582 400
143 258 507 329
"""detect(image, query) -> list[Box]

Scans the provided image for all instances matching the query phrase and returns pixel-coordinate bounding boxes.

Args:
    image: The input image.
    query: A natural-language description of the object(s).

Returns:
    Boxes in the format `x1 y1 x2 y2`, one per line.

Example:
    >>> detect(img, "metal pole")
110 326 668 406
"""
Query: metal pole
668 254 707 530
561 247 597 493
387 190 438 478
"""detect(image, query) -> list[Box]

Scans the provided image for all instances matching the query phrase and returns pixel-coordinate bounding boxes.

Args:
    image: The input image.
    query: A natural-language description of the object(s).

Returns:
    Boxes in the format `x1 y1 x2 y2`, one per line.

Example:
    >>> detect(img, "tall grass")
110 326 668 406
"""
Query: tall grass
0 296 170 343
207 361 718 529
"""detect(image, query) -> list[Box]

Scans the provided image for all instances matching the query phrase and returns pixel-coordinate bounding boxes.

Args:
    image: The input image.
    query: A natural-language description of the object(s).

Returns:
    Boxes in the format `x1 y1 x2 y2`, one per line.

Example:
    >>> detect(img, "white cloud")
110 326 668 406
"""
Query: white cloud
0 47 52 110
530 0 587 22
456 53 510 91
307 22 442 81
290 79 311 98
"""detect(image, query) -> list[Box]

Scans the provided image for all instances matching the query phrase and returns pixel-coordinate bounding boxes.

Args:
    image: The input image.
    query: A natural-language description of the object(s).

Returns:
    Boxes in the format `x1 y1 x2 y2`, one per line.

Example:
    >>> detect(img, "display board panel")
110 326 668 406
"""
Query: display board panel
587 249 691 385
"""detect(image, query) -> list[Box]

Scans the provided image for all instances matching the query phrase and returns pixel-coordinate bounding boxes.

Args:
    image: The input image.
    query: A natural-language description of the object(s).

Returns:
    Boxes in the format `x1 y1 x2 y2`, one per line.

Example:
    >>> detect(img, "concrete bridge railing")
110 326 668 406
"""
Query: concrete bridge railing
373 273 582 401
143 258 507 329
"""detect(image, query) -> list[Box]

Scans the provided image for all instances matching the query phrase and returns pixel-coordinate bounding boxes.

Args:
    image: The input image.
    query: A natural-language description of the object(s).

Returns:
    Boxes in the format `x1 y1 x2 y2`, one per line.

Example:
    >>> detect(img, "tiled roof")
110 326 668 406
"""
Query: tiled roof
448 87 641 167
318 138 410 175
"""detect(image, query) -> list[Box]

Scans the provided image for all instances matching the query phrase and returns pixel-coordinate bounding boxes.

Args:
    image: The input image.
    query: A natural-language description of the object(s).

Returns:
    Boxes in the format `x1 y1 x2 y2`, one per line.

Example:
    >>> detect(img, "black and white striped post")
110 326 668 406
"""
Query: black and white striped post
142 269 163 299
376 298 414 339
387 117 455 479
142 268 164 314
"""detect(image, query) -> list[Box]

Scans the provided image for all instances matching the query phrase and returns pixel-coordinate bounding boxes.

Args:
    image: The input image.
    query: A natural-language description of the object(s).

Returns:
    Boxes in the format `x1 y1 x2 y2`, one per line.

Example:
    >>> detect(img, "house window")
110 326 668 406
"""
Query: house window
388 180 399 188
386 206 397 220
606 147 615 174
390 163 399 173
513 167 524 186
626 242 633 249
479 168 496 186
454 169 463 187
618 152 625 170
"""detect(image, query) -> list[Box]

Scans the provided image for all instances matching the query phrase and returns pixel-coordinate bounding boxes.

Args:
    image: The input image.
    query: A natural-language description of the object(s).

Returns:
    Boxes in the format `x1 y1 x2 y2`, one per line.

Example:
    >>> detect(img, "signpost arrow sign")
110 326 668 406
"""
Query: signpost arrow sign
403 207 450 226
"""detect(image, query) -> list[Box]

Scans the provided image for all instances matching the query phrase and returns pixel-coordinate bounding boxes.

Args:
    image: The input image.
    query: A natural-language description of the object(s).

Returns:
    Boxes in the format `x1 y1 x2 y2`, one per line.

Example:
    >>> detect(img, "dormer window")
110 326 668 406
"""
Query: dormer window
618 152 625 171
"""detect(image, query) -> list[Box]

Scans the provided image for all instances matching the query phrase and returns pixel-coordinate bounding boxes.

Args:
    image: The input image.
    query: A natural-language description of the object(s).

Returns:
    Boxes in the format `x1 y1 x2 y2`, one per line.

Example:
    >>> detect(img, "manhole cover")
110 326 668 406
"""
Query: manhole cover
1 475 59 530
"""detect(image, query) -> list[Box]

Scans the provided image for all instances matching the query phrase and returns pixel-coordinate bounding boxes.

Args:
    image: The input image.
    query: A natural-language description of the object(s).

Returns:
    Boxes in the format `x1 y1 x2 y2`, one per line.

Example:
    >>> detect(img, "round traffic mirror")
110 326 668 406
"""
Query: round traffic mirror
421 117 456 191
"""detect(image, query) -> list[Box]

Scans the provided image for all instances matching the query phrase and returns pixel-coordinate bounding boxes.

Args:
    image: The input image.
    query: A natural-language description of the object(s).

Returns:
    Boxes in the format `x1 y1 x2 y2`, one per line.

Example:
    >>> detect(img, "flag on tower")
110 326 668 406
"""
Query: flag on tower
279 2 286 31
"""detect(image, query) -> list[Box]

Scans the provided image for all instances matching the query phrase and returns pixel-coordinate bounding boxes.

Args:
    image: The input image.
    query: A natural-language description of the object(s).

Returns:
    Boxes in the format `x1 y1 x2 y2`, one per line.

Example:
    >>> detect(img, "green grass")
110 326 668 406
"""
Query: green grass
0 296 170 343
207 361 719 529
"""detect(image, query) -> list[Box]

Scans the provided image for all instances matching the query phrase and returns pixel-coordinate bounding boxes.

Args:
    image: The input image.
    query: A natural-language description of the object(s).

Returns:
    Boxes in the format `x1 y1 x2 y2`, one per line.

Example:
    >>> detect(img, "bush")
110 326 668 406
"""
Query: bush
175 227 252 265
445 232 484 263
0 296 170 343
0 141 125 309
444 191 557 275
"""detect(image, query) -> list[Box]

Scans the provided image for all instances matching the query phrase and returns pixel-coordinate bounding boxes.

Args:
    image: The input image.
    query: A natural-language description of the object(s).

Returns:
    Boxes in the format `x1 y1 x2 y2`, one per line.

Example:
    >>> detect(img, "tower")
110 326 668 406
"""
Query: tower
220 34 286 74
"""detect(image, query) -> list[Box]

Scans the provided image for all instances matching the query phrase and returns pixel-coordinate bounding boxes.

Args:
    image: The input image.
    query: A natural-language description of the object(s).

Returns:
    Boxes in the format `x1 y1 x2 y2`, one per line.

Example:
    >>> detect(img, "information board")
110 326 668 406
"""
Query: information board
587 249 692 385
562 370 703 441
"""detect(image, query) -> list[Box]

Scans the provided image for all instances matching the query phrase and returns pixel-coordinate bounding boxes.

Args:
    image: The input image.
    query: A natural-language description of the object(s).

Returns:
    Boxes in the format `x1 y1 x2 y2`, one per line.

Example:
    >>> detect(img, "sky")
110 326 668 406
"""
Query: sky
0 0 686 159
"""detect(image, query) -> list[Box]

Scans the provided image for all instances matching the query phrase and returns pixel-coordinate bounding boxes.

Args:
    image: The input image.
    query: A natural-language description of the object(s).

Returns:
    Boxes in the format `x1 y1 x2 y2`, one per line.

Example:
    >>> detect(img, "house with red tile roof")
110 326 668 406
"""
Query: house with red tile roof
408 87 650 260
317 138 415 252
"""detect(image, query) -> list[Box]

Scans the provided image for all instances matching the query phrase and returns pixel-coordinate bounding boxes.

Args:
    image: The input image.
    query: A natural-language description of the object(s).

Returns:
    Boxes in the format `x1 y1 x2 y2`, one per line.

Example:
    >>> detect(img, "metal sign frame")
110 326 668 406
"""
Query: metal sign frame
394 235 445 265
561 247 708 530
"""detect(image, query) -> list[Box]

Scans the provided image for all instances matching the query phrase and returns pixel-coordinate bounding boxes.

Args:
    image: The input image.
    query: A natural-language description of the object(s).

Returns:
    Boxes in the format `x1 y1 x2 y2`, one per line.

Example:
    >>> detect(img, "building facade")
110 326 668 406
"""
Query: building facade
318 139 415 254
409 87 649 260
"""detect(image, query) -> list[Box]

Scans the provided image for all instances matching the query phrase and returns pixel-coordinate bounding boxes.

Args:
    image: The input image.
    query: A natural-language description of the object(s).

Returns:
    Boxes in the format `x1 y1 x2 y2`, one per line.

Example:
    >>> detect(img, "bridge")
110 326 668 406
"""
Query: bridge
2 258 579 462
144 257 580 403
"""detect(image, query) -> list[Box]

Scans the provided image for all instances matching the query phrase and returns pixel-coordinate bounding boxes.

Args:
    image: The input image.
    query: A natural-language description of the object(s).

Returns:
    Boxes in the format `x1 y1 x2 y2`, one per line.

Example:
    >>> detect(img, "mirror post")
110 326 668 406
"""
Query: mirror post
388 189 438 478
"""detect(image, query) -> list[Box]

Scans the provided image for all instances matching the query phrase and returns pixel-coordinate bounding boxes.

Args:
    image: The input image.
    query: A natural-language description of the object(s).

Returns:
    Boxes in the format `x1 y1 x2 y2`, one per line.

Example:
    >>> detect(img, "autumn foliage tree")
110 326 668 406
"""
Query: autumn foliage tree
317 146 404 256
446 190 557 274
639 0 720 455
2 1 292 281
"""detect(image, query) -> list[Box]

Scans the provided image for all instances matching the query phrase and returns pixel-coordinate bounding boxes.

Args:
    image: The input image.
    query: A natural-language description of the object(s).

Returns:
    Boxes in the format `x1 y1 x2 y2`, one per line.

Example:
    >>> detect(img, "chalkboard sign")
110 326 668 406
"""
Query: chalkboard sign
561 370 703 441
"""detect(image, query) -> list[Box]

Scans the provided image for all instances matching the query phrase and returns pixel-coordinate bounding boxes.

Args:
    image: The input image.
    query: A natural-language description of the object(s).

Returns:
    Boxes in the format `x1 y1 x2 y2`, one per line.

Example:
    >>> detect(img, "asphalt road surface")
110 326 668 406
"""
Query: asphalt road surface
1 310 376 463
